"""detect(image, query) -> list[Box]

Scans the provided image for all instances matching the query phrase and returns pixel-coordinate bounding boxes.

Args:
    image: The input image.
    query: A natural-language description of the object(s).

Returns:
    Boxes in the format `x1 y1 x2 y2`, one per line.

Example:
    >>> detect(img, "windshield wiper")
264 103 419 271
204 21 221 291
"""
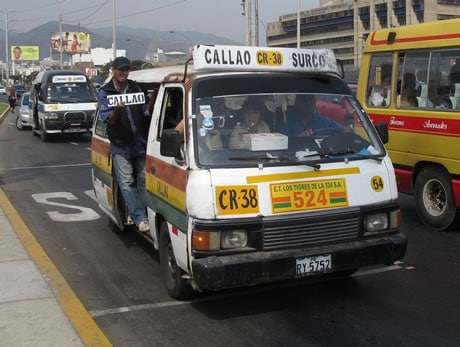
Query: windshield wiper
229 153 321 169
320 149 383 162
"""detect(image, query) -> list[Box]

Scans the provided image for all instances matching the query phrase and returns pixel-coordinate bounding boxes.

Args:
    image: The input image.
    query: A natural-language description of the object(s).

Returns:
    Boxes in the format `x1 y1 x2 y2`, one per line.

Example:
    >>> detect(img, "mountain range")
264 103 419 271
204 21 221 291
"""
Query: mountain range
0 21 241 63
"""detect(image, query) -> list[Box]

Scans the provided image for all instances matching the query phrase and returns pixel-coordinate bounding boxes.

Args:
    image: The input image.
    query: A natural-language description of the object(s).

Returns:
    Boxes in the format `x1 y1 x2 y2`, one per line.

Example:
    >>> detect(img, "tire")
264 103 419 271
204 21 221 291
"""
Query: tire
159 222 195 300
16 116 23 130
414 166 457 231
40 127 48 142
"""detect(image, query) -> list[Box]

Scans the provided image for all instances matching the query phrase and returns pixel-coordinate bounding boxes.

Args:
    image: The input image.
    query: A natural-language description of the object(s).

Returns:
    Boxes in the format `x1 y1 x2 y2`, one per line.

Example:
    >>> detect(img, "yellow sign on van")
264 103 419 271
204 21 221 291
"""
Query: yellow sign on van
270 178 348 213
215 185 260 215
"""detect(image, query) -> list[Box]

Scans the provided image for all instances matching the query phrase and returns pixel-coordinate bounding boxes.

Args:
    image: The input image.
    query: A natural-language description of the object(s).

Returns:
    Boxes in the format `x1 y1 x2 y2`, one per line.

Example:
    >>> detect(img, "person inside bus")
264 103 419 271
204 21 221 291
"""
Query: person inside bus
370 73 391 107
427 80 452 109
97 56 153 233
278 94 343 137
229 97 270 149
396 73 418 107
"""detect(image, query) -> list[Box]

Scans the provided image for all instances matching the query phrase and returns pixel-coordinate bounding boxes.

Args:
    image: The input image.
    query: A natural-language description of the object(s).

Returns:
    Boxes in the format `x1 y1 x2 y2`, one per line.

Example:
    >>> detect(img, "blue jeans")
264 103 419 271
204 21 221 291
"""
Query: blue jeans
112 154 147 225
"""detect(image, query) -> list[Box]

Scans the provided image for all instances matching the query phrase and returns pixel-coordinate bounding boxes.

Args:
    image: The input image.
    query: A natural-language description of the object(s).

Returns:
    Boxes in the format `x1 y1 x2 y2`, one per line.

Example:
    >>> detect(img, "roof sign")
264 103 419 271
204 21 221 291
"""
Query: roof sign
193 44 338 74
52 75 87 83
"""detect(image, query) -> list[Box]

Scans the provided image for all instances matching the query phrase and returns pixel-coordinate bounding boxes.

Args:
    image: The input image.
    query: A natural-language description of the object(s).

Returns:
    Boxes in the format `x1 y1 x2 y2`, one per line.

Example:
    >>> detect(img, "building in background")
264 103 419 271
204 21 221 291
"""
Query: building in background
266 0 460 73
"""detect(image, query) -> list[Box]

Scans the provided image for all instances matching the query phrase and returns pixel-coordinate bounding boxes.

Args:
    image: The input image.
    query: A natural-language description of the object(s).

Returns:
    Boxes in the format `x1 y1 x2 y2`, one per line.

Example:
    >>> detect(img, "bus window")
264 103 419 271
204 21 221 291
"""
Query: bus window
367 54 393 107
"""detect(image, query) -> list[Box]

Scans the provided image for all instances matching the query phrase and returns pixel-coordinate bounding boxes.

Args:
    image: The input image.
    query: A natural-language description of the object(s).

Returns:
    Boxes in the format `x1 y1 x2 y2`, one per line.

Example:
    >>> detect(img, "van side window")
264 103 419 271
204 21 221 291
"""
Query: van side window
94 111 108 138
367 53 393 108
162 88 183 132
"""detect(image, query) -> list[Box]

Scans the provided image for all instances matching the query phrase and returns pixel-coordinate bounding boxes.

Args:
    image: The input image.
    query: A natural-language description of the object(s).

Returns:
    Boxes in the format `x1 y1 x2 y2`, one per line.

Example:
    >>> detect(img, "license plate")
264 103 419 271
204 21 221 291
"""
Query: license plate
296 254 332 277
65 127 81 133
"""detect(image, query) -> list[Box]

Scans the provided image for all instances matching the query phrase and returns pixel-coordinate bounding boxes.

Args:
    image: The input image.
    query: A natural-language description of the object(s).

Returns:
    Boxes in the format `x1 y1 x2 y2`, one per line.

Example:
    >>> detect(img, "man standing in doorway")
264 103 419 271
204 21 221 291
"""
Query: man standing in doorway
97 57 153 233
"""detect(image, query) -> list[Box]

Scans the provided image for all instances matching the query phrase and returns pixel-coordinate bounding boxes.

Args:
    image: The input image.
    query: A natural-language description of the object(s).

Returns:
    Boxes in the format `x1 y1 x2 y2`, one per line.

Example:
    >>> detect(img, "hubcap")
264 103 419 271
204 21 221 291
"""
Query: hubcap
423 178 446 216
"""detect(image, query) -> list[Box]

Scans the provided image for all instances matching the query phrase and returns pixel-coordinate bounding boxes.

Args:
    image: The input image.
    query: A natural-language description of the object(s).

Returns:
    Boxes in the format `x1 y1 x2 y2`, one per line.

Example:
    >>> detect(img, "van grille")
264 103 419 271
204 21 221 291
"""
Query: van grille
263 211 360 250
65 112 86 123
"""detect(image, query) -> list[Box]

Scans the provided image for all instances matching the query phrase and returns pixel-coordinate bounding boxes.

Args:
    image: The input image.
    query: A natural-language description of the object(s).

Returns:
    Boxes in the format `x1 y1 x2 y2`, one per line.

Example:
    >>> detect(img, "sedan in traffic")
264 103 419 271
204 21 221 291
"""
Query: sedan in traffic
16 92 33 130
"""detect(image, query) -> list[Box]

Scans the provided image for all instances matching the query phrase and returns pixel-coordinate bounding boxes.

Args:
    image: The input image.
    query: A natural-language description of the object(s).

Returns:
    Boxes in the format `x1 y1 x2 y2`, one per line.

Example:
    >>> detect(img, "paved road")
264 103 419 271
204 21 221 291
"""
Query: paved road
1 99 459 346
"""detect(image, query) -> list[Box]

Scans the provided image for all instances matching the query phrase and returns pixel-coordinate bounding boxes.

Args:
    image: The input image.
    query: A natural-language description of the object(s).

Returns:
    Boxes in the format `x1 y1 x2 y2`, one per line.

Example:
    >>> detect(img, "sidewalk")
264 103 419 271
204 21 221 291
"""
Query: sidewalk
0 106 111 346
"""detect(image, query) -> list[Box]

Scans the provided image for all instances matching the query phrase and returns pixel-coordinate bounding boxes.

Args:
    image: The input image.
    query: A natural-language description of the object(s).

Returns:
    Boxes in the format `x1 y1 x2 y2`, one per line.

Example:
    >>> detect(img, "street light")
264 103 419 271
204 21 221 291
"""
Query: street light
1 10 15 85
169 30 192 47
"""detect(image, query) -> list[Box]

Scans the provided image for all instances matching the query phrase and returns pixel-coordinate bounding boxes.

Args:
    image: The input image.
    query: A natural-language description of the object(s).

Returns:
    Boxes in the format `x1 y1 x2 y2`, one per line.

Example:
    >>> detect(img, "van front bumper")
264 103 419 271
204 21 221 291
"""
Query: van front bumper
191 233 407 291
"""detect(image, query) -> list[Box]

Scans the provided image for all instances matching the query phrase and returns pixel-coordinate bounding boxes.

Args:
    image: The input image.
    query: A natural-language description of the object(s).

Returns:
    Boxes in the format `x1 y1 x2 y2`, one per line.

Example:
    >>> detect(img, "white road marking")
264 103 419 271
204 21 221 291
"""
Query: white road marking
89 263 414 318
0 163 91 171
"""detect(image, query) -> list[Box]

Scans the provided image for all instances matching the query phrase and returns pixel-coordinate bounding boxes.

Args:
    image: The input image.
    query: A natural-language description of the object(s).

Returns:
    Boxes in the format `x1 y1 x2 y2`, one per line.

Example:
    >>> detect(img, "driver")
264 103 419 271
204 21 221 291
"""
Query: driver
278 94 342 137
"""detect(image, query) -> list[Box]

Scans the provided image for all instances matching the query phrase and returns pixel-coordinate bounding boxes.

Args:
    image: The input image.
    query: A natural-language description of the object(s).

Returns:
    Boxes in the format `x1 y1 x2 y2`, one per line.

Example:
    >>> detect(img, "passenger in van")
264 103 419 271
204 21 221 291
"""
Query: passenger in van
396 73 417 107
278 94 343 137
97 56 153 234
229 98 270 149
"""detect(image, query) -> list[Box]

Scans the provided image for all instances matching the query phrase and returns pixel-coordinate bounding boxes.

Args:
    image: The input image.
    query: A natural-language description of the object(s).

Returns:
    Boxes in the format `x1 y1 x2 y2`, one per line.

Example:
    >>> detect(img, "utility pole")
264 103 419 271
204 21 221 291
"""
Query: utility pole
112 0 117 60
2 11 13 85
54 0 63 69
297 0 301 48
243 0 259 46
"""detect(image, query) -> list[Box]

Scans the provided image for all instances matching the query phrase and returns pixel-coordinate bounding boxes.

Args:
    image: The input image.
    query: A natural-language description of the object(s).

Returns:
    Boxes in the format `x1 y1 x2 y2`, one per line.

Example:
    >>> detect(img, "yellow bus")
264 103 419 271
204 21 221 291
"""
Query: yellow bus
357 18 460 231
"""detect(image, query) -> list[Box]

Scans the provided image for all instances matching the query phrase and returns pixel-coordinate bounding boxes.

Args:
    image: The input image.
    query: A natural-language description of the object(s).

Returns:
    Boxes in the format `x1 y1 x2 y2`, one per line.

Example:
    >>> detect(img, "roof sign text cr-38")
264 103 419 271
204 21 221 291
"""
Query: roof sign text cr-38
192 44 338 74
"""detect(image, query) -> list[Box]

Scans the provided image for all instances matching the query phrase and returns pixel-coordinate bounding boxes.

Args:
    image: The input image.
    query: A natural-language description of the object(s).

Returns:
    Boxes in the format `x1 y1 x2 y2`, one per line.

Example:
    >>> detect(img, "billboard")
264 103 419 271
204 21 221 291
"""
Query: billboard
50 31 91 54
10 46 40 60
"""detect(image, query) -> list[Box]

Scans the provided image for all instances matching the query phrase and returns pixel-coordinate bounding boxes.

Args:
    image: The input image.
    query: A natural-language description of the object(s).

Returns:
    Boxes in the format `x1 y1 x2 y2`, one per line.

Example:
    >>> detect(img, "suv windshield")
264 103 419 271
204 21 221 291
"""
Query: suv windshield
192 75 384 168
46 82 97 103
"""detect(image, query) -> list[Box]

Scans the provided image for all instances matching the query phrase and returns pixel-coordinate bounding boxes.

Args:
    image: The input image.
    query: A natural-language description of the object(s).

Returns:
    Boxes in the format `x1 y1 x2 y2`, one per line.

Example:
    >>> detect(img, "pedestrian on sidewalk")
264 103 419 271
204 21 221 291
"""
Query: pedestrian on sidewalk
8 88 17 113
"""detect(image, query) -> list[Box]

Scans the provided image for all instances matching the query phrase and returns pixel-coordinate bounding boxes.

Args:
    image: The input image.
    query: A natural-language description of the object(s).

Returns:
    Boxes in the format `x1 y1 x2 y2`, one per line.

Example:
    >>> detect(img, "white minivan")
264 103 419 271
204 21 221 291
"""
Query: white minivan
92 44 407 299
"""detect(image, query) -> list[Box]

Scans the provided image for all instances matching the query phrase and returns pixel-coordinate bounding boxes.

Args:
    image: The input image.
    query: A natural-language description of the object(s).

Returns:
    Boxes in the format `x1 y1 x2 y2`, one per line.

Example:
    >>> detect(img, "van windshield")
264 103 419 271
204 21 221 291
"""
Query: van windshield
193 75 385 167
46 82 97 103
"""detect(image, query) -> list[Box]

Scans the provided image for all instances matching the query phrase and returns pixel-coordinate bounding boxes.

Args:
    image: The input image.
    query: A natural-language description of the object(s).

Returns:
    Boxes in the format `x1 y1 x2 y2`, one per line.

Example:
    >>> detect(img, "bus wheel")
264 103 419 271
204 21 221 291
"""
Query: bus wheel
414 166 456 231
159 222 195 300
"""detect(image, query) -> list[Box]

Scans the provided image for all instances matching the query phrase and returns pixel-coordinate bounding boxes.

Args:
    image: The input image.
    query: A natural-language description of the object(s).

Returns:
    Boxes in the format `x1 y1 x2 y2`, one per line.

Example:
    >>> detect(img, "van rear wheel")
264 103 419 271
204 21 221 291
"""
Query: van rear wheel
159 222 195 300
414 166 457 231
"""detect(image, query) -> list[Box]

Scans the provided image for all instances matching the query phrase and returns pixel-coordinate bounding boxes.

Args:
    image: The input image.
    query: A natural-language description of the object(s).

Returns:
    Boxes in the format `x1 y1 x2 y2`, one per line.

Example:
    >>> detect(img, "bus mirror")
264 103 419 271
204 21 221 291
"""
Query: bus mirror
160 129 182 157
375 121 389 144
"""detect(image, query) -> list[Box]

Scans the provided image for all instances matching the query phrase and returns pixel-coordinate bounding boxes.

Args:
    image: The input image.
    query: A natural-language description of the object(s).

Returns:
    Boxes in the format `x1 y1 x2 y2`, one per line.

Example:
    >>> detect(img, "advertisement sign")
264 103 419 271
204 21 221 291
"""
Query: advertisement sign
50 31 91 54
10 46 40 60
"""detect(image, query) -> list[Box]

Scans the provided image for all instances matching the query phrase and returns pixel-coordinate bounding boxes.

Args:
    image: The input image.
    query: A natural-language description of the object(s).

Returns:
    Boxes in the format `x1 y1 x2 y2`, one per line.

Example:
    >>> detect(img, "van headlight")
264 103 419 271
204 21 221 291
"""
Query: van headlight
363 209 401 235
221 230 248 249
192 229 248 251
45 112 59 119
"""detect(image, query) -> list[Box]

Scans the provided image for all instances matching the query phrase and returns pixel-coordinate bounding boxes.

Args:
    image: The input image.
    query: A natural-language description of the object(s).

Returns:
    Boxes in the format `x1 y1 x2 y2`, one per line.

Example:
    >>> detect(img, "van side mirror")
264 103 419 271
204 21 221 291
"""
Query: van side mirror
160 129 182 157
375 121 389 144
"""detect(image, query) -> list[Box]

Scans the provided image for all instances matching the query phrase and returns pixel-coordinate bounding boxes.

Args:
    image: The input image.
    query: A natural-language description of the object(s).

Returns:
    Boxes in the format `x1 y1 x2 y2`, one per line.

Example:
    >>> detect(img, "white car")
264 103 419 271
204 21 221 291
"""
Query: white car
0 85 6 95
16 92 33 130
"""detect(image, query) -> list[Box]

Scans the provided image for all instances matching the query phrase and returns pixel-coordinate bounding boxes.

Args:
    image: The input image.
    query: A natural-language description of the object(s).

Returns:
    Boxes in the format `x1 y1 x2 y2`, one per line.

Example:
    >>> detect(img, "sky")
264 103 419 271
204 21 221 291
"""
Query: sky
3 0 319 44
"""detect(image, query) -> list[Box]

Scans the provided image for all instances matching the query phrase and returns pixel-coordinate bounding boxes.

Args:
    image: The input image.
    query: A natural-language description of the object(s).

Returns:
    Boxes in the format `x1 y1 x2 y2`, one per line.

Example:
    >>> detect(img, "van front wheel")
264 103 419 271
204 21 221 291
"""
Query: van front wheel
414 166 457 231
159 222 195 300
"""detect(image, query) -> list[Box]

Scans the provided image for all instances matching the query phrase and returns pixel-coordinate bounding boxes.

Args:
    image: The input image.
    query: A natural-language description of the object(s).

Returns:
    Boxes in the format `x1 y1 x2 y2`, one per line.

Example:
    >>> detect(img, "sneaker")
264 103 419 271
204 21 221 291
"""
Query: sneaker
137 220 150 233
